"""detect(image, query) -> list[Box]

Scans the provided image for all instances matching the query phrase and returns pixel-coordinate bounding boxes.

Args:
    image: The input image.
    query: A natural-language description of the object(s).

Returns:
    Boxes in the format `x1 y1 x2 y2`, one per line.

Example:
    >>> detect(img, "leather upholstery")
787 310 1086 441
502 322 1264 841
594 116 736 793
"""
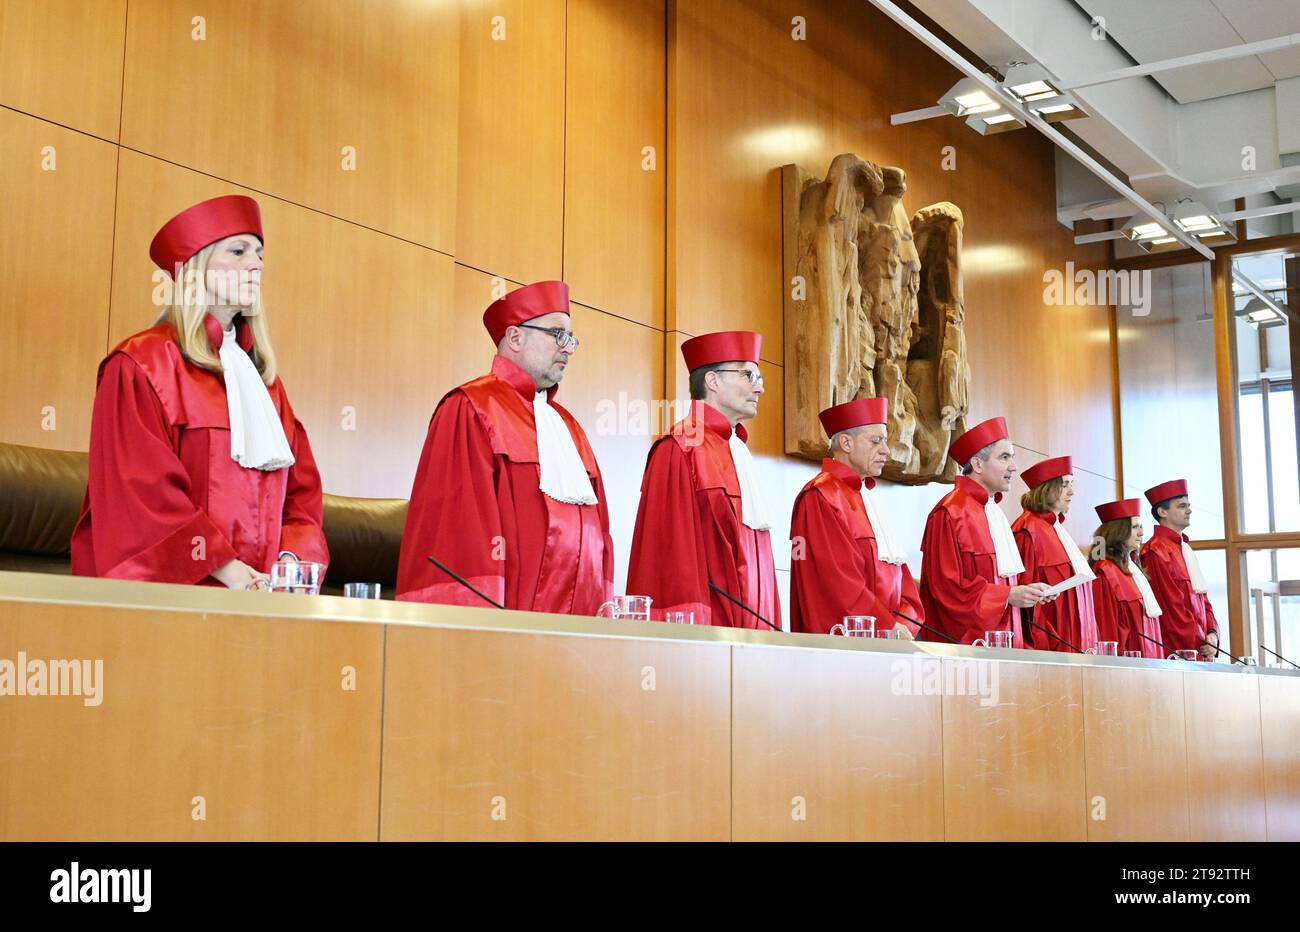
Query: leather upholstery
0 441 405 596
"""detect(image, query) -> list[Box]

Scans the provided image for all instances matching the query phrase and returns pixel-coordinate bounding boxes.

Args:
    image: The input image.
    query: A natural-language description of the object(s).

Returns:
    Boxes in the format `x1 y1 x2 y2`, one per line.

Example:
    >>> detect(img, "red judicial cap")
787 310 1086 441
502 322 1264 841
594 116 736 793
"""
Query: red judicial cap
150 195 263 275
483 280 571 344
1021 455 1072 489
949 416 1008 466
1144 478 1189 505
1095 498 1141 523
819 398 888 437
681 331 762 371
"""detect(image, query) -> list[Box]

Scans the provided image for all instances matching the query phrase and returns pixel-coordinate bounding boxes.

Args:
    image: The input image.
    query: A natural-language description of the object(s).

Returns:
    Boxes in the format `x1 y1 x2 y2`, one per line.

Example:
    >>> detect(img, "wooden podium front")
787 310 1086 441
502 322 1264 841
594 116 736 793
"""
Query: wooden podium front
1 572 1297 841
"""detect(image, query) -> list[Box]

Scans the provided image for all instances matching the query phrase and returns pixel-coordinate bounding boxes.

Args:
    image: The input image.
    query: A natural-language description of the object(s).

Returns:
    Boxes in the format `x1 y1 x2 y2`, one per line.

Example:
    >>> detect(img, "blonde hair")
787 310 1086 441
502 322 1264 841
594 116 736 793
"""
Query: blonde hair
1021 476 1065 513
156 241 278 385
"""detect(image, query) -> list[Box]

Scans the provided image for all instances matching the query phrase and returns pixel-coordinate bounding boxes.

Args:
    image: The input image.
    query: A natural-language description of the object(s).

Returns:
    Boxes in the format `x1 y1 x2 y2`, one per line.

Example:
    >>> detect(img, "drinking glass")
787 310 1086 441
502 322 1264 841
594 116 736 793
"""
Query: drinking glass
269 560 323 595
830 615 875 638
972 630 1013 648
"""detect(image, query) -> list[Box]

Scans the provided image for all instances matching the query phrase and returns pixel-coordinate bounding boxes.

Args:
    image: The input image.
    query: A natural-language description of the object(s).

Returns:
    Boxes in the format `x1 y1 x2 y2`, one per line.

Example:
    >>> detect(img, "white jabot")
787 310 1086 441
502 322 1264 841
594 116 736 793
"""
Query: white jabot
1050 516 1096 581
984 497 1025 578
861 485 906 564
1180 539 1209 594
219 327 294 471
728 432 772 531
1127 556 1163 617
533 392 598 505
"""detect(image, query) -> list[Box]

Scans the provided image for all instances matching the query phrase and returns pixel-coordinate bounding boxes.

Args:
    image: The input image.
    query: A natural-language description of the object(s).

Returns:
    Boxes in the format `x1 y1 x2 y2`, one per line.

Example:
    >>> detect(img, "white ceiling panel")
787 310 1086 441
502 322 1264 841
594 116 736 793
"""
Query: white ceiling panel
1212 0 1300 41
1153 57 1278 102
1258 47 1300 80
1074 0 1279 102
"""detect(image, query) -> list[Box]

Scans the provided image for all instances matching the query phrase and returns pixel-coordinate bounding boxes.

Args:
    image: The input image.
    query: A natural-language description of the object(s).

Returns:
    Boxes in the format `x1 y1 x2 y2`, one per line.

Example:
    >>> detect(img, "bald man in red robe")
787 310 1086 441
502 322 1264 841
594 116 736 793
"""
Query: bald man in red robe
627 331 780 629
790 398 923 636
918 417 1053 646
1139 479 1220 660
1011 455 1098 653
396 281 614 614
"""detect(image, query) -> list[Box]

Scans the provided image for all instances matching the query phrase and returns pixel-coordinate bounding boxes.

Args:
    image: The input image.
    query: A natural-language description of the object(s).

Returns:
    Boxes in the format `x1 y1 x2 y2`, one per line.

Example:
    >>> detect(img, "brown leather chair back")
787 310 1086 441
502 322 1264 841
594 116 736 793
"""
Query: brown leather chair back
0 442 86 575
0 441 406 594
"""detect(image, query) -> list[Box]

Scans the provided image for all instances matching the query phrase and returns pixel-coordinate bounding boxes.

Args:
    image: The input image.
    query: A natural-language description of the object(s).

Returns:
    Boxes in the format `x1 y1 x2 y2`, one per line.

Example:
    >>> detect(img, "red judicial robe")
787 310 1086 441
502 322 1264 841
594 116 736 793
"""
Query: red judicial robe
71 316 328 583
1091 559 1163 658
789 458 923 635
396 355 613 614
627 400 780 628
1139 524 1219 656
1011 510 1098 653
919 475 1023 646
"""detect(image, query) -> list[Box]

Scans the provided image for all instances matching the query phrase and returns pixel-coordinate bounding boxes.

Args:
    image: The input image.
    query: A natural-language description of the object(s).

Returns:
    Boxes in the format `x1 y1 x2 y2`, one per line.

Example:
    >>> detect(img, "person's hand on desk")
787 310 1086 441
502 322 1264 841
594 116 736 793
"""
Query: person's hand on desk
213 559 271 591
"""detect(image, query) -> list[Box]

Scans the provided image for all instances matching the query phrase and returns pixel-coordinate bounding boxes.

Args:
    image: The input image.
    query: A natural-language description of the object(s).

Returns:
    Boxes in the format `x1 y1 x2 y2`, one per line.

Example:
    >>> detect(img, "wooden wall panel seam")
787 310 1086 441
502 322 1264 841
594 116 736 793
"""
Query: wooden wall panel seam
0 104 118 146
115 144 458 262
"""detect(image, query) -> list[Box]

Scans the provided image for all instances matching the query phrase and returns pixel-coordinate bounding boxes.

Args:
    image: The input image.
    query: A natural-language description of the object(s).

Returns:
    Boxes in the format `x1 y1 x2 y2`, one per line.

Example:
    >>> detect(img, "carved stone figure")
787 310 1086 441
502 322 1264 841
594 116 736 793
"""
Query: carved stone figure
782 156 969 484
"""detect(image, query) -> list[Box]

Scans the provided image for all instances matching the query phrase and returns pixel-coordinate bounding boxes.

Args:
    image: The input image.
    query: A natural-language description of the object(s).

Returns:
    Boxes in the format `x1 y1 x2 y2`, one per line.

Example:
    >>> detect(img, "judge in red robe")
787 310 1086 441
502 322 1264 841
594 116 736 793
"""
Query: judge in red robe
71 195 328 589
918 417 1054 646
396 281 613 614
627 331 780 629
790 398 923 636
1090 498 1165 658
1011 455 1099 653
1139 479 1220 660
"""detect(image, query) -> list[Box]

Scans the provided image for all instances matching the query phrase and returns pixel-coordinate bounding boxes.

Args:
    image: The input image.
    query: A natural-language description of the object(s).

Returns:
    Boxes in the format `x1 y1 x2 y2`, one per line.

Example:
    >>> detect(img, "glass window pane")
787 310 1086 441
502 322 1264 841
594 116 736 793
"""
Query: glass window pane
1269 388 1300 531
1242 548 1300 668
1231 250 1298 534
1239 391 1269 531
1197 547 1229 655
1116 263 1225 538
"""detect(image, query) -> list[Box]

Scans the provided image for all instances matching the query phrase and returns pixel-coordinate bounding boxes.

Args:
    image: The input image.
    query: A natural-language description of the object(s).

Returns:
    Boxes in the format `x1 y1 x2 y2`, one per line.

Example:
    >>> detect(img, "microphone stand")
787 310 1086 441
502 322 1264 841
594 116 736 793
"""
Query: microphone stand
708 581 780 631
1133 627 1193 661
426 556 506 610
891 610 959 644
1021 616 1083 653
1258 643 1300 670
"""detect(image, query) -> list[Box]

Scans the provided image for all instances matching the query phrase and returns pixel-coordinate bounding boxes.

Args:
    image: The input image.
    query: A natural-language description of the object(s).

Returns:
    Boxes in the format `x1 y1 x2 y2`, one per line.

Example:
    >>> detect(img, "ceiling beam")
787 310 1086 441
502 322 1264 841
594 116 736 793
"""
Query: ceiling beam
865 0 1215 259
1058 33 1300 92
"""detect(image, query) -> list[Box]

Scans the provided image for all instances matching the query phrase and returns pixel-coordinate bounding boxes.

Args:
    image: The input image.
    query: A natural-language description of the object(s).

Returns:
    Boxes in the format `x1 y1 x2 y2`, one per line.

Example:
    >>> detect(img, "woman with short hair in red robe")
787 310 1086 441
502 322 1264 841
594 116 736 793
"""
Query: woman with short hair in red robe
71 195 328 589
1090 498 1164 658
1010 456 1098 653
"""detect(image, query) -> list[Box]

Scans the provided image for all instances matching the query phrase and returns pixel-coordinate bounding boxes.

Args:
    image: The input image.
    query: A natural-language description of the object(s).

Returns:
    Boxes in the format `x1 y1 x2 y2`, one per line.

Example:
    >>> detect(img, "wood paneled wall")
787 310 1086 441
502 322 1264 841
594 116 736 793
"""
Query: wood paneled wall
1 0 1114 598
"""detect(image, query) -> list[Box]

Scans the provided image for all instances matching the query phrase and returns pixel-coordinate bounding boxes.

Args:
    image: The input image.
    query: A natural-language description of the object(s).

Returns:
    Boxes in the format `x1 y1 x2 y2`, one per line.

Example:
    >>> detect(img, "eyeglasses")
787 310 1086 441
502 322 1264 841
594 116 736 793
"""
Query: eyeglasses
517 323 579 350
714 368 765 387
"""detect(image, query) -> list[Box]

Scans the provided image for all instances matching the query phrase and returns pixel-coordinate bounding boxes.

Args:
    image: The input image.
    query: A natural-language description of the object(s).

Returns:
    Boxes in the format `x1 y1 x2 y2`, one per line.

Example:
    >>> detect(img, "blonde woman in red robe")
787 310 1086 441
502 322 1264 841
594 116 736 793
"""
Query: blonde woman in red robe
71 195 328 589
1090 498 1164 658
1010 456 1098 653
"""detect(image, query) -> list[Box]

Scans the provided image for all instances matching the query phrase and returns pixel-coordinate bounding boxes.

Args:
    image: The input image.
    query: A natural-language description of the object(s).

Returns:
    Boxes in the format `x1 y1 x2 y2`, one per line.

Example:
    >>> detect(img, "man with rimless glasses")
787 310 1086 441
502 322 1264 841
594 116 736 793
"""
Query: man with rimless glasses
396 281 614 614
628 331 781 629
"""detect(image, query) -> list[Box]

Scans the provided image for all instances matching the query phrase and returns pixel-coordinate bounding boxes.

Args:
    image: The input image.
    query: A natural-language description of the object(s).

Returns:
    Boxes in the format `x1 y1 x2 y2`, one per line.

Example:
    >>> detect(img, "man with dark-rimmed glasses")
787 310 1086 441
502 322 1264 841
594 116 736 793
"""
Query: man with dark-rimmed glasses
627 330 782 628
397 280 614 613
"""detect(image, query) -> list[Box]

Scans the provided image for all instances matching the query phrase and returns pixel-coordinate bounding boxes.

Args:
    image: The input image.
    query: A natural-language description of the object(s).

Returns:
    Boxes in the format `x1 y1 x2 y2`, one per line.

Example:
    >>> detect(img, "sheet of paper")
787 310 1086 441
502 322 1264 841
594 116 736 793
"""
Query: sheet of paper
1043 572 1093 598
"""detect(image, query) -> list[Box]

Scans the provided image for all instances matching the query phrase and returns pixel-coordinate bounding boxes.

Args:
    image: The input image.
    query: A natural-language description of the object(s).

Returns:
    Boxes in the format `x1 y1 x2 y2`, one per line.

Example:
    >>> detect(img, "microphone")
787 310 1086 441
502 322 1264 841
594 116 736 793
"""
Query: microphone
708 580 780 631
1132 627 1191 660
426 556 505 610
891 610 960 644
1205 639 1257 667
1021 615 1082 653
1257 643 1300 670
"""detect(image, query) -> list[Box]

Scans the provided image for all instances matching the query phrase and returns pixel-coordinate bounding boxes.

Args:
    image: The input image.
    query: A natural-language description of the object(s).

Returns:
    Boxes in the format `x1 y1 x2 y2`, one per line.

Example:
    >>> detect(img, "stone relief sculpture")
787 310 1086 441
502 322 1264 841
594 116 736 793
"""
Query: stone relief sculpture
782 155 970 484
